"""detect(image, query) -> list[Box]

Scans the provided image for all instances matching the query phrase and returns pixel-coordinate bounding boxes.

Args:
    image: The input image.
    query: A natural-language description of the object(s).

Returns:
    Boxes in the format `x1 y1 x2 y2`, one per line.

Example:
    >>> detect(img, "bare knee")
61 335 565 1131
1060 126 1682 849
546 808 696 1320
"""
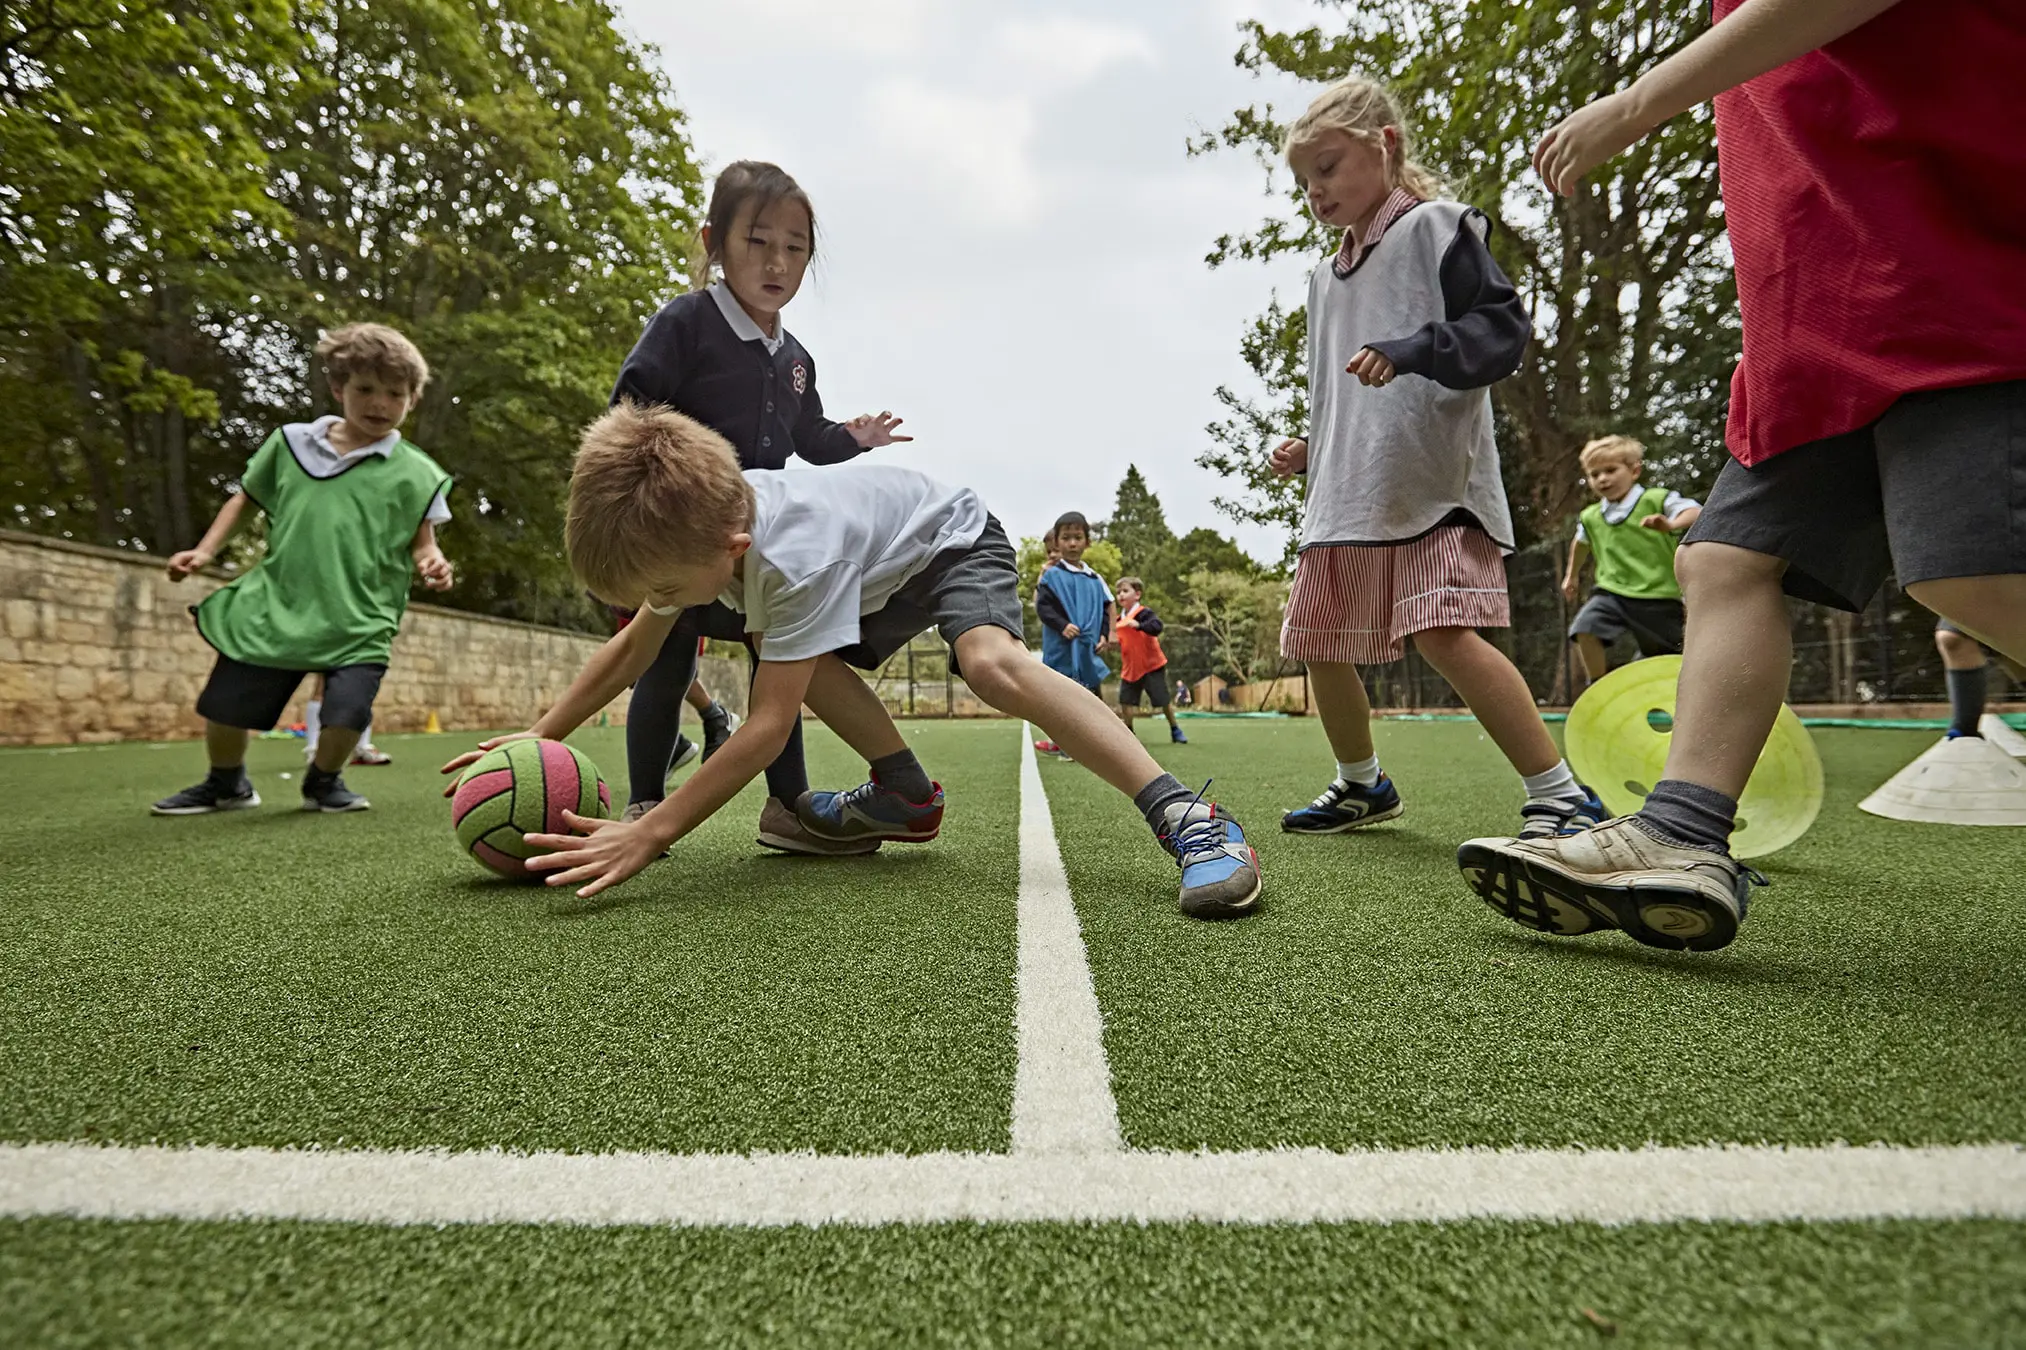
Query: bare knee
955 630 1026 704
1410 627 1478 663
1675 540 1785 602
1935 628 1985 666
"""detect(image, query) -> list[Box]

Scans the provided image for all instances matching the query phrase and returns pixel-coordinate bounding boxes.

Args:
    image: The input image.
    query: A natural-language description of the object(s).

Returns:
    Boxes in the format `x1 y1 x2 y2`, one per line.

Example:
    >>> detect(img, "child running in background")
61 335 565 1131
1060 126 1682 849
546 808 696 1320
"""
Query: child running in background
1462 0 2026 952
442 405 1263 920
153 323 453 816
1561 435 1701 684
1114 576 1186 743
304 675 390 765
1034 512 1114 761
1269 77 1601 841
610 160 910 854
1936 618 2024 742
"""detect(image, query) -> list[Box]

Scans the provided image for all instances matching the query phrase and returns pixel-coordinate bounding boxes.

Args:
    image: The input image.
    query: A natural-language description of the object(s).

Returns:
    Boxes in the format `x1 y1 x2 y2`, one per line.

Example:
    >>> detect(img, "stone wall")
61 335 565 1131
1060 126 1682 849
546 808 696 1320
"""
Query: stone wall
0 529 745 746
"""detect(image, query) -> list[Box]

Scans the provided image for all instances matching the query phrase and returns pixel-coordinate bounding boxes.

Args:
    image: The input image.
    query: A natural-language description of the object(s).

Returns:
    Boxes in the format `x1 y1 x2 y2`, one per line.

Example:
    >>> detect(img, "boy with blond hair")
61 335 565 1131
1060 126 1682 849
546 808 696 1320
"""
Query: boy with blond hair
1561 435 1701 683
153 323 453 816
441 404 1262 920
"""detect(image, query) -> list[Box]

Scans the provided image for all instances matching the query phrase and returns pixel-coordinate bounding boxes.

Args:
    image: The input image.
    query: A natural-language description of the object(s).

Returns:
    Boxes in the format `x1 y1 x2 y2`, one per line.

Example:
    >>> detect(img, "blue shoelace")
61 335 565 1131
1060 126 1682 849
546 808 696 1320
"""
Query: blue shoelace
1165 779 1236 867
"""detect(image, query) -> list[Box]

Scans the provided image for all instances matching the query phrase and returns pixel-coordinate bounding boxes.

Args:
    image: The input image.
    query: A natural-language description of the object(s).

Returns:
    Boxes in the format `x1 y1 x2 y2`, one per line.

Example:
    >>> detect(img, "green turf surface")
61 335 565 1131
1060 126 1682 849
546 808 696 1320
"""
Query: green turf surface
4 1216 2022 1348
0 722 1018 1154
1050 719 2026 1150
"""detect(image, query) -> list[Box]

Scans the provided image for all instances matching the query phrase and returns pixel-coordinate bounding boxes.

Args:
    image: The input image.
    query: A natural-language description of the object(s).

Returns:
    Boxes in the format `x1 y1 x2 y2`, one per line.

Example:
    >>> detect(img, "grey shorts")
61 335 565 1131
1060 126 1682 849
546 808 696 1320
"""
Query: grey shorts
196 654 384 732
1568 590 1685 656
834 516 1026 673
1683 379 2026 612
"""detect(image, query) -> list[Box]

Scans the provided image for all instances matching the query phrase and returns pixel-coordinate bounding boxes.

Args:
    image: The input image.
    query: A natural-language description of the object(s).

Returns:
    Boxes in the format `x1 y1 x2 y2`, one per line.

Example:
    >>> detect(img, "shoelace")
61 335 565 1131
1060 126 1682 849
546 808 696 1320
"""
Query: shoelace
1165 779 1236 866
835 780 883 813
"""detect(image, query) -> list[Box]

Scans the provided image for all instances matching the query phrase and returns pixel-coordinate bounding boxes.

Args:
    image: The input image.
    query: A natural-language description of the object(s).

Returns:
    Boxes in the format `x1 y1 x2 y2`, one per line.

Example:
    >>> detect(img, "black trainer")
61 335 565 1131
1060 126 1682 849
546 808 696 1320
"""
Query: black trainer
702 708 740 762
301 766 370 812
151 776 260 816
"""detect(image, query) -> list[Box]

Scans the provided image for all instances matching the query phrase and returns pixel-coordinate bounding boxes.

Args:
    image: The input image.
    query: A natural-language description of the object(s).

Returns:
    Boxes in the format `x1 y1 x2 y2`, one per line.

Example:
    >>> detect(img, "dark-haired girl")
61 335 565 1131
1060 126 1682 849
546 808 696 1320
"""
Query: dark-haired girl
610 160 911 854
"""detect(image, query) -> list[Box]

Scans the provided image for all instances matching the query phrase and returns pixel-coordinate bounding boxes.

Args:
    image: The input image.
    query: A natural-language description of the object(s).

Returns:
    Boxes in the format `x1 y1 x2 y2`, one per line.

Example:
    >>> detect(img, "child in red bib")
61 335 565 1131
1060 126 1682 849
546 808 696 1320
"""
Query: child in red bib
1113 577 1186 745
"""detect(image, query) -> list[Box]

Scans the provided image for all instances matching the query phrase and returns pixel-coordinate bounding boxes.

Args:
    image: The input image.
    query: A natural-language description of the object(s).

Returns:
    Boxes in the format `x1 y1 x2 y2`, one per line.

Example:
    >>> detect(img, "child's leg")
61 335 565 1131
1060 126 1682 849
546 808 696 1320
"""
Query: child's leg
1118 691 1136 728
1307 661 1376 765
625 627 699 805
1655 543 1793 800
1574 632 1610 682
748 647 812 805
1915 575 2026 669
1411 628 1560 777
684 678 713 715
208 720 251 769
308 664 383 777
1935 619 1990 737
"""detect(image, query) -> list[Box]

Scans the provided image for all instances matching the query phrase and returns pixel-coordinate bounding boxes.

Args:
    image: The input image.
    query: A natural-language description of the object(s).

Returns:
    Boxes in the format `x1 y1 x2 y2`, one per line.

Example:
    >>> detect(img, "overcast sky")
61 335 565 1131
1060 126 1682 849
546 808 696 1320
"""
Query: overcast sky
612 0 1324 563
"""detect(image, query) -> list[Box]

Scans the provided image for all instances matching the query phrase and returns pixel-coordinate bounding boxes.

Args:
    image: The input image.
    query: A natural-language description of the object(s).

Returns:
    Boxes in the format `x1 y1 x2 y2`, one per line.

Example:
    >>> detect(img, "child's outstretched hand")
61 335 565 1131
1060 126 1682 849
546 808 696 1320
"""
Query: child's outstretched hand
1346 347 1397 386
846 411 913 449
415 548 455 591
439 730 540 795
1533 89 1656 197
525 813 661 899
1639 512 1672 531
166 549 212 582
1269 438 1308 478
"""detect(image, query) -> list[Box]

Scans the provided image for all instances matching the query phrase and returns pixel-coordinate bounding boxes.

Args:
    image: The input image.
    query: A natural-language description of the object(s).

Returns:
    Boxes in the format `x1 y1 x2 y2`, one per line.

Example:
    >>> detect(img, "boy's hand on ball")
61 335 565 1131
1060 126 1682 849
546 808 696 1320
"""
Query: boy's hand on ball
846 411 913 448
439 730 540 794
166 549 211 581
1346 348 1397 386
525 812 657 898
1268 439 1308 477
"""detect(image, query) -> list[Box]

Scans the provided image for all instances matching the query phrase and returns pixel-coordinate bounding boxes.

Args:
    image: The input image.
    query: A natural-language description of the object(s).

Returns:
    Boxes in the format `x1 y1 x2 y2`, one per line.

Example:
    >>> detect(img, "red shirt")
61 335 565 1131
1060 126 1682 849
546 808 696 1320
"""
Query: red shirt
1114 604 1167 683
1712 0 2026 465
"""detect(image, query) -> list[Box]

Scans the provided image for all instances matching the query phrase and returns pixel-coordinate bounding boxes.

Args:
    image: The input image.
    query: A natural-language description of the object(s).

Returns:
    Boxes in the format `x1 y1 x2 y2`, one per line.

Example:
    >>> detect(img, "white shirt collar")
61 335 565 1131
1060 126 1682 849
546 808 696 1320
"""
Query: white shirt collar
709 281 786 355
286 415 401 474
1055 559 1098 575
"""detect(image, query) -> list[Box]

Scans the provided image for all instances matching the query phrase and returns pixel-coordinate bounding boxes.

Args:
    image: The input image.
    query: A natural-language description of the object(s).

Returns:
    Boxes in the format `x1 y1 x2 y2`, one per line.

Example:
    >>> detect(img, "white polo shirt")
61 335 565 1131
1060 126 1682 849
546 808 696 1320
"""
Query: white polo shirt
282 416 452 525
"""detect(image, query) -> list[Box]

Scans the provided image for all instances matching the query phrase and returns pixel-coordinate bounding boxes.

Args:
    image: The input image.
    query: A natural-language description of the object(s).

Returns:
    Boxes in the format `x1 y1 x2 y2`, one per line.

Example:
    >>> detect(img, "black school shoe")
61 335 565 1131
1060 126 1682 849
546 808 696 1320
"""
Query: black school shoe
151 776 261 815
301 766 370 812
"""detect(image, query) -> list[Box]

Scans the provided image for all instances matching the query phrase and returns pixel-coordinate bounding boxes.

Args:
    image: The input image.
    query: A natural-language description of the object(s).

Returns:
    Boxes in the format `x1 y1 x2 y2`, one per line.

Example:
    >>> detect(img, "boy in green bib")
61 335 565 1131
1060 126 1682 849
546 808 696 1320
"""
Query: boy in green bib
152 323 453 816
1560 435 1701 685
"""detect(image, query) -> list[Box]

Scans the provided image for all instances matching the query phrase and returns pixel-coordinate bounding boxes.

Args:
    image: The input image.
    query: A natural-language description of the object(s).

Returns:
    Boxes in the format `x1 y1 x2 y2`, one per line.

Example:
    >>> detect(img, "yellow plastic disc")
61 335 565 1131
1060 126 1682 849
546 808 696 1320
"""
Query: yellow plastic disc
1564 655 1824 859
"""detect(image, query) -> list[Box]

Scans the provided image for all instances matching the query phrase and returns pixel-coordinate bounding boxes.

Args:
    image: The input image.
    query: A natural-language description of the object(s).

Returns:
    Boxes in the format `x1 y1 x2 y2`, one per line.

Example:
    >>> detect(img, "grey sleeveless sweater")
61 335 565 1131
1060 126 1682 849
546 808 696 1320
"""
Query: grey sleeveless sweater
1301 200 1528 552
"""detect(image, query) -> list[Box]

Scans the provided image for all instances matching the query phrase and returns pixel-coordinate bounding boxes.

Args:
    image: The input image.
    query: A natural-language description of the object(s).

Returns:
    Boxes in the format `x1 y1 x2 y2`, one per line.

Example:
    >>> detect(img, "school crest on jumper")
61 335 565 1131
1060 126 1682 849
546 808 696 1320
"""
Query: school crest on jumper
791 362 807 394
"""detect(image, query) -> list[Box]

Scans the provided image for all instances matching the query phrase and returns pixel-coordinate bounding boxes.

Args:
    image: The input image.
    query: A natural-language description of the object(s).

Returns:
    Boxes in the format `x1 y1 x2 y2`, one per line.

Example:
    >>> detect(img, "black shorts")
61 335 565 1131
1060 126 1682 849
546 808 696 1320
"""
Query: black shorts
1120 668 1172 708
1567 590 1684 656
834 516 1026 674
196 654 385 732
1683 379 2026 612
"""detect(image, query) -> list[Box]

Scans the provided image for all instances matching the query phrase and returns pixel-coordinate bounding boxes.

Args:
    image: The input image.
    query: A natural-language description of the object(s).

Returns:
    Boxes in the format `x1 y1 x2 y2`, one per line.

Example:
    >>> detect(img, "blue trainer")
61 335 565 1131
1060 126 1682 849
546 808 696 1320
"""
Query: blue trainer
795 780 944 844
1170 725 1189 744
1516 785 1611 839
1280 775 1403 833
1156 787 1261 920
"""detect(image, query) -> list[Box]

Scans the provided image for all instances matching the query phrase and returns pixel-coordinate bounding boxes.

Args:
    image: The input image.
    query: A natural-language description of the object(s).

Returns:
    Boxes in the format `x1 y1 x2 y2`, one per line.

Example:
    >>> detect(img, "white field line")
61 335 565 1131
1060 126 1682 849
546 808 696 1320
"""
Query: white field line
1011 723 1123 1155
5 1142 2024 1228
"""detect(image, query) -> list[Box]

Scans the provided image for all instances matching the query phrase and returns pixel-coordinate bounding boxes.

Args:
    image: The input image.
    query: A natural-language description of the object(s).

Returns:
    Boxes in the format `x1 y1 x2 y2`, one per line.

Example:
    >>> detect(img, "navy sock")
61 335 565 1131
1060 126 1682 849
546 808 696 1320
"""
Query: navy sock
871 749 933 802
1947 665 1987 736
625 629 698 805
700 700 731 734
764 716 811 802
1133 772 1194 833
1636 779 1737 850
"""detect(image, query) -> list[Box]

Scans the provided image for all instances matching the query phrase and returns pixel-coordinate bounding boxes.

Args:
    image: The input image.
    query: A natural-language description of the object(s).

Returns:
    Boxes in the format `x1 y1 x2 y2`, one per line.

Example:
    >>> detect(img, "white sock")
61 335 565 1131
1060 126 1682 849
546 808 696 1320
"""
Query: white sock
1521 759 1582 803
1336 755 1381 788
304 699 322 752
357 720 374 752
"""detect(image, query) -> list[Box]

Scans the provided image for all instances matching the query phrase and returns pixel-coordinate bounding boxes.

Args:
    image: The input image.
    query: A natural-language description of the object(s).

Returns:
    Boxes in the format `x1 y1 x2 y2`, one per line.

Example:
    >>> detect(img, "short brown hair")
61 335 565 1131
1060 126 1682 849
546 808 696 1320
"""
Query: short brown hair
1117 576 1144 593
317 322 429 394
1579 435 1645 472
566 402 755 604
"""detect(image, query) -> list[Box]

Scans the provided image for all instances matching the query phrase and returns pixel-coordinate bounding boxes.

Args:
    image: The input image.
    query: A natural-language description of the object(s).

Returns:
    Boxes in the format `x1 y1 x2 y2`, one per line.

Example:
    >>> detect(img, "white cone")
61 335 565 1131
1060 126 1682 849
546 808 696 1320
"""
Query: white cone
1859 735 2026 826
1979 714 2026 758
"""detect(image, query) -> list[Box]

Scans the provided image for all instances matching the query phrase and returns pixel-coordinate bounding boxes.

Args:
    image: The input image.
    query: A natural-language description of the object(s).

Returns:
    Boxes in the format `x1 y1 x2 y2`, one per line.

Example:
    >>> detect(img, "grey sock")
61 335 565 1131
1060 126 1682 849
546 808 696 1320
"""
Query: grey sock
1134 772 1194 832
1947 665 1987 736
1636 779 1737 850
870 749 934 802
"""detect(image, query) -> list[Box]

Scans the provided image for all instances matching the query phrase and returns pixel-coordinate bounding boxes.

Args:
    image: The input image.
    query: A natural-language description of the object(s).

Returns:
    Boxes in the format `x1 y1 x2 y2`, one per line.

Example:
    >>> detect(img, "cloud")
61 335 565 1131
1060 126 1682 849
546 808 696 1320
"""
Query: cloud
864 80 1044 227
992 16 1157 87
630 0 938 57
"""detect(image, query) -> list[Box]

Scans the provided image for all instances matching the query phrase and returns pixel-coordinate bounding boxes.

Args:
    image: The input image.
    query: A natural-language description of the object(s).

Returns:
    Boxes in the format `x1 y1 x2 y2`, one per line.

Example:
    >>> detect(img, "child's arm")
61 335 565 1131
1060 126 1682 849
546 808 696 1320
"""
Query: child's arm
1534 0 1903 195
1359 218 1530 390
166 492 250 581
1562 537 1591 601
1639 491 1703 534
1035 580 1071 635
792 357 905 463
1096 598 1118 653
524 650 818 898
410 520 454 591
1134 608 1164 637
436 608 680 787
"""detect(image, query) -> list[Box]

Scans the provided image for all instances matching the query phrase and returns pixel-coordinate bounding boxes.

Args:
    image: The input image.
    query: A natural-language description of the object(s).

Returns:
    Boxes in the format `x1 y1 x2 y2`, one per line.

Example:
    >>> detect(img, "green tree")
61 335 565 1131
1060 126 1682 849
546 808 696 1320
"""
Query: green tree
1193 0 1736 554
1185 568 1287 688
1101 464 1176 592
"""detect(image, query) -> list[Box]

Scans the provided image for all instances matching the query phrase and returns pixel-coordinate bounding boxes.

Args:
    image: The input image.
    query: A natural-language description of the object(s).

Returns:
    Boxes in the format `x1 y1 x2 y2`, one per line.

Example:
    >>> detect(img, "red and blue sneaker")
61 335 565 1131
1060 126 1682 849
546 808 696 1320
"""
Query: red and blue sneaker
1157 783 1262 920
794 779 945 845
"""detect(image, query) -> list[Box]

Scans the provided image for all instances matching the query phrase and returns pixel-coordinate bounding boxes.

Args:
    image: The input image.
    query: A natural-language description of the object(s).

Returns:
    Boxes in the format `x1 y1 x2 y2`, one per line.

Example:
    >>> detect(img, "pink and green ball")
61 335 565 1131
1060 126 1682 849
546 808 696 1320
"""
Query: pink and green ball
451 739 610 879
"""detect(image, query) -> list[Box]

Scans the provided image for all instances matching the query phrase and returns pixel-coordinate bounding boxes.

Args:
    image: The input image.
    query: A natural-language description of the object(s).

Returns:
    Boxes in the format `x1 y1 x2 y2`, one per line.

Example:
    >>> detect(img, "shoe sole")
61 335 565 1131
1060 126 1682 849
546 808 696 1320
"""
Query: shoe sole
808 813 942 845
671 743 701 770
301 798 371 813
151 793 262 816
1280 801 1404 834
756 829 881 856
1178 850 1262 921
1455 840 1738 952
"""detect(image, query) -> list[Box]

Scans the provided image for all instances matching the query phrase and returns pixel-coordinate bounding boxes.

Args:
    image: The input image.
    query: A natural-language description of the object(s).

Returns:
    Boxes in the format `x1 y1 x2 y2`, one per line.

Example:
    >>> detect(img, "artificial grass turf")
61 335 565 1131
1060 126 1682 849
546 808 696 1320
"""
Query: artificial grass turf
0 721 1018 1155
4 1216 2023 1349
1050 719 2026 1151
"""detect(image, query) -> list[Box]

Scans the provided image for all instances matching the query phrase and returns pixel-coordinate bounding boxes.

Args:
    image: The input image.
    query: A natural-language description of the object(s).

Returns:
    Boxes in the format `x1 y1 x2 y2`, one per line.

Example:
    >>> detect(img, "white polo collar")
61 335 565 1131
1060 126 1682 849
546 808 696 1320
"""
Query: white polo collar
709 281 786 355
